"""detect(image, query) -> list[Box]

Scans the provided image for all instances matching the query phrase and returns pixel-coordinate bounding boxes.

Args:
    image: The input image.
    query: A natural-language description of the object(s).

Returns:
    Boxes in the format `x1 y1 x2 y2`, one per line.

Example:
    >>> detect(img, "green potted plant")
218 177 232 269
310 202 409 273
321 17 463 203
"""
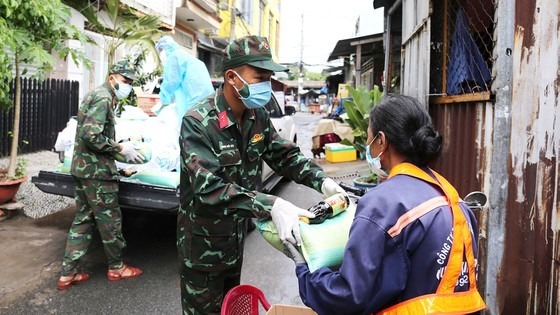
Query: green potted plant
0 0 89 209
339 85 383 188
0 157 28 206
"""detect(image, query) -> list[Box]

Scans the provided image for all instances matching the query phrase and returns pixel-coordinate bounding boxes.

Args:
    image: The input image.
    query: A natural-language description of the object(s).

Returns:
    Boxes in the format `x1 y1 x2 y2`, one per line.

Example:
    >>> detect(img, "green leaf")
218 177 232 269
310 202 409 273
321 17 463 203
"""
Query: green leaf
339 85 383 155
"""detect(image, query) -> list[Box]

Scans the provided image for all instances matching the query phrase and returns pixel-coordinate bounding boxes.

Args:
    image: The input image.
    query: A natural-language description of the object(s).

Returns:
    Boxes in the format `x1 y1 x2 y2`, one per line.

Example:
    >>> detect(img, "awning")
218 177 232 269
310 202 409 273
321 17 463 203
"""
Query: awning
327 32 384 62
373 0 396 9
322 66 344 74
300 89 322 97
197 32 224 53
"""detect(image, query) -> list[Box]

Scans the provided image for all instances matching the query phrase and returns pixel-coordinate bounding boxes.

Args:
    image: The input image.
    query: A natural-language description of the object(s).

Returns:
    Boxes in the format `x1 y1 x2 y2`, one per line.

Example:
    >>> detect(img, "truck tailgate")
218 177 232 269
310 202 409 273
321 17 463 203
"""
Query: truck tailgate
32 171 179 213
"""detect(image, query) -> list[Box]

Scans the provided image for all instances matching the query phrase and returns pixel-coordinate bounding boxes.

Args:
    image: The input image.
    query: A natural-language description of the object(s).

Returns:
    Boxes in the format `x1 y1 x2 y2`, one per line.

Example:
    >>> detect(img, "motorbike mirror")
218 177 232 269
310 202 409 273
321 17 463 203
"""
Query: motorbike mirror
464 191 488 210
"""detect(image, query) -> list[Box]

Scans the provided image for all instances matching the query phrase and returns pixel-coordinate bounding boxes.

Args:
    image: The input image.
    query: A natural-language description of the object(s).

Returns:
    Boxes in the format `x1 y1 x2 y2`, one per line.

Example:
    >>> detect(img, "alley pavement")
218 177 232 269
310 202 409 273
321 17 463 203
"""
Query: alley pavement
0 112 370 312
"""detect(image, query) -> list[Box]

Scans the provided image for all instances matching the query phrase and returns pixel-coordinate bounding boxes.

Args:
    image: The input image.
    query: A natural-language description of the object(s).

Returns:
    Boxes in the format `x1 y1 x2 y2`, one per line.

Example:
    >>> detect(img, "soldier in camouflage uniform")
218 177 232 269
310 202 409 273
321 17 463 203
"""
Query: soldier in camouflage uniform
57 60 144 291
178 35 347 314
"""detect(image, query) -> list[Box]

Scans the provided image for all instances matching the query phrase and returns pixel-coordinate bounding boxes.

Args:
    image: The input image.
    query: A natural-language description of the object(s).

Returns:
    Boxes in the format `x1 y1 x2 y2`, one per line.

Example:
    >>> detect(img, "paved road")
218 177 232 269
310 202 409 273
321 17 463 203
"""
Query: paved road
0 112 369 314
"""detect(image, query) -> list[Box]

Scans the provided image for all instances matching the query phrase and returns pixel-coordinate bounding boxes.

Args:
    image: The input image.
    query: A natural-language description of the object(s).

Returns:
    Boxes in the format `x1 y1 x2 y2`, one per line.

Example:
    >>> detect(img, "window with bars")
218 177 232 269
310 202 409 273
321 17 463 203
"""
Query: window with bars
241 0 253 25
257 1 264 35
173 31 194 49
430 0 496 99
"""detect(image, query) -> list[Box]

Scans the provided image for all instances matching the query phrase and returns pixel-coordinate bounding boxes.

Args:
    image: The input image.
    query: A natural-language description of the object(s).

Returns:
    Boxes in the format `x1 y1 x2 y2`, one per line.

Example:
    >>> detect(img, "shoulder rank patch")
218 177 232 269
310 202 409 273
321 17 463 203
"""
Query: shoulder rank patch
218 111 228 129
250 133 264 143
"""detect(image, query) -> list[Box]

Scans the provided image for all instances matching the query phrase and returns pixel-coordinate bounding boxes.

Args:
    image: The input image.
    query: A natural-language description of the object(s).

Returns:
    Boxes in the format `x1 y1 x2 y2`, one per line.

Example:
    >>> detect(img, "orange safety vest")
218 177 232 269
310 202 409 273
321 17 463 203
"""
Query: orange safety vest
377 163 486 315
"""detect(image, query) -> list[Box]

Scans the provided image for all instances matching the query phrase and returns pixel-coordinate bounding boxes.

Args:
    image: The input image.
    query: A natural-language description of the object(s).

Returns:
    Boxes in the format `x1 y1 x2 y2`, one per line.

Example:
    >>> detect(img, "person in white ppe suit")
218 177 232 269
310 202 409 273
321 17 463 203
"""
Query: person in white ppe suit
155 36 215 124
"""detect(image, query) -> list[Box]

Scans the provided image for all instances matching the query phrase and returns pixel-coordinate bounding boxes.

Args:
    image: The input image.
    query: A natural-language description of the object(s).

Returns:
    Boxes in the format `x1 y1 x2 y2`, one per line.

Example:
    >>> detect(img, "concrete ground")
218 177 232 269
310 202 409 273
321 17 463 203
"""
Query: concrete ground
0 112 371 312
0 160 369 311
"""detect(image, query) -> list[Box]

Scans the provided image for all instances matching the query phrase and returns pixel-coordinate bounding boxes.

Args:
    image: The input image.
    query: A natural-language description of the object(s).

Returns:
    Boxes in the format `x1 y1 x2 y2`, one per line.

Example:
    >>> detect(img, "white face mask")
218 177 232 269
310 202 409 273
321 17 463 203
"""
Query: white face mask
366 134 389 179
111 76 133 99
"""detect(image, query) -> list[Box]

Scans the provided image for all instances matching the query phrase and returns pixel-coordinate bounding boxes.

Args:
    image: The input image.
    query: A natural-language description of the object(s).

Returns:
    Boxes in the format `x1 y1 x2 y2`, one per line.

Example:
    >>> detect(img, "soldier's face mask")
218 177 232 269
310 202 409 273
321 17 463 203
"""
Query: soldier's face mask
110 75 133 99
231 71 272 109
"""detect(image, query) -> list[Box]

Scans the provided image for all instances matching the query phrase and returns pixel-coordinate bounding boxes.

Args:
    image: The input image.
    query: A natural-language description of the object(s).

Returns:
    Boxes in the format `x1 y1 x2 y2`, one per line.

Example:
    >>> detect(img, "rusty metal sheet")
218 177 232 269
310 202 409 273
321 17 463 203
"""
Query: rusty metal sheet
429 99 494 303
496 0 560 313
429 101 491 197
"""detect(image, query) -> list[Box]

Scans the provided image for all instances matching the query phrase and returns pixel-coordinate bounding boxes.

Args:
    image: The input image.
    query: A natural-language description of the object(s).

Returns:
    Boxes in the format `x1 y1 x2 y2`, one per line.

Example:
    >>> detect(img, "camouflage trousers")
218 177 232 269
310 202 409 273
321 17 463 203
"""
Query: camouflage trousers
61 177 126 276
180 263 242 315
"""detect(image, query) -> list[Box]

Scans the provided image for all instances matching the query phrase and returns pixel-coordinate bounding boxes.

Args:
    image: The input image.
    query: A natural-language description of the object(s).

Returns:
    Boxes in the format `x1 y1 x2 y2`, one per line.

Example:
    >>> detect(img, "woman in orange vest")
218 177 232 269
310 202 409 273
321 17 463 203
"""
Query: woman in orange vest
283 94 486 314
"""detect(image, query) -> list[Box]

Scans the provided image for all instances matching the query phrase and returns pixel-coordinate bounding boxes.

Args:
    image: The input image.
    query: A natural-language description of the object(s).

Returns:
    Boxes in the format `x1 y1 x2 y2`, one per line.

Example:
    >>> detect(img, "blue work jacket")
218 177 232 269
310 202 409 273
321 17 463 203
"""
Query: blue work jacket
295 172 480 315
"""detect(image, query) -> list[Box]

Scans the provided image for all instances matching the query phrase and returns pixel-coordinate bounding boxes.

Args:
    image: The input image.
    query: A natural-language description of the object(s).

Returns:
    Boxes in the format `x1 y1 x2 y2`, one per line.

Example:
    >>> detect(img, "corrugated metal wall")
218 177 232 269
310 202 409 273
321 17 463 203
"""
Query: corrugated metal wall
496 0 560 313
430 1 559 313
379 0 559 312
429 101 493 198
401 0 431 105
429 100 494 299
435 0 560 313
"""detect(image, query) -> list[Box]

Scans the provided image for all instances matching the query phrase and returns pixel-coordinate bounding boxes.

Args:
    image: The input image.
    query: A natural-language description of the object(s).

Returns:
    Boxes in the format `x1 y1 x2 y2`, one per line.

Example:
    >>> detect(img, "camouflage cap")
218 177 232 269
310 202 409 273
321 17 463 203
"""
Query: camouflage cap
109 60 137 80
222 35 287 72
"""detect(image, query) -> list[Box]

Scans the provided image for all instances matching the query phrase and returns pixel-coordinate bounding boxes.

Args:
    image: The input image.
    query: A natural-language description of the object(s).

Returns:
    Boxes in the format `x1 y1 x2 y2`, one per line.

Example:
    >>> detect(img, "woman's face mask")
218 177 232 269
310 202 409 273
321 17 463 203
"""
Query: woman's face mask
110 75 133 99
232 71 272 109
366 133 389 179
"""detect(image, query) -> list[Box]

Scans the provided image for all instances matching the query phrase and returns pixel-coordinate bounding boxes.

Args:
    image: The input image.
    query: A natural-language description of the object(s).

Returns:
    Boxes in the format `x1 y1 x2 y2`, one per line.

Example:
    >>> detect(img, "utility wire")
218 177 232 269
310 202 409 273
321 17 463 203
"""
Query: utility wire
78 0 100 13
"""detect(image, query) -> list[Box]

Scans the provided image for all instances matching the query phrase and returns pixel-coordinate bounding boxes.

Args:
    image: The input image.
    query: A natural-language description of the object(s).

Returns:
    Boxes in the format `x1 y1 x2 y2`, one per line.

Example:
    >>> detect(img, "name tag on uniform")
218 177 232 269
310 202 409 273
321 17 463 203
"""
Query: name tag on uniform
219 141 236 151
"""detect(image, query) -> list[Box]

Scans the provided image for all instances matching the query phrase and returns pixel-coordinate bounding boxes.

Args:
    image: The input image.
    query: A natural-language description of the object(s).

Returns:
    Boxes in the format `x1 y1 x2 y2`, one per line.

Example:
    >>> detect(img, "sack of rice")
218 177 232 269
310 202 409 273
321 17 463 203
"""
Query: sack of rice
127 170 180 188
113 141 152 164
256 204 355 272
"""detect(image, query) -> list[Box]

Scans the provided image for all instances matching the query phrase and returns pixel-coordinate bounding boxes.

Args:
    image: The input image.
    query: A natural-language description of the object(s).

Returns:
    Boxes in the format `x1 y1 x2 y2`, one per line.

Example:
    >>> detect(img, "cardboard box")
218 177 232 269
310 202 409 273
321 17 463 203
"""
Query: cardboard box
324 143 357 163
337 84 350 99
266 304 318 315
134 88 160 116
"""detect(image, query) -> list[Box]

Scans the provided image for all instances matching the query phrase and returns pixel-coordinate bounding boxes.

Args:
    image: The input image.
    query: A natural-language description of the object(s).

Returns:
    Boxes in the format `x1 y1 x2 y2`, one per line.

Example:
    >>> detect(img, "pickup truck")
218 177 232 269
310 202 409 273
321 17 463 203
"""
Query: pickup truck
32 93 297 213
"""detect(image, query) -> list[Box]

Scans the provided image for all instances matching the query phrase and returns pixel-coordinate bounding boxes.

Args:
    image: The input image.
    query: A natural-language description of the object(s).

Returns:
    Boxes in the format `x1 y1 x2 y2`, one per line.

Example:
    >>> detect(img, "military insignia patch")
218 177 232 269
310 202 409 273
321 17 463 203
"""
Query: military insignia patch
218 111 228 129
250 133 264 143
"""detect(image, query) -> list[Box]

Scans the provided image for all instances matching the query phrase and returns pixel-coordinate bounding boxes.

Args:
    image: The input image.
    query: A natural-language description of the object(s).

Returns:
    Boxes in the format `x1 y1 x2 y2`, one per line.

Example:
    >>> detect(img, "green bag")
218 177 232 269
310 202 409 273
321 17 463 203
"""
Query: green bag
113 141 152 164
126 170 180 188
53 163 71 174
256 204 356 272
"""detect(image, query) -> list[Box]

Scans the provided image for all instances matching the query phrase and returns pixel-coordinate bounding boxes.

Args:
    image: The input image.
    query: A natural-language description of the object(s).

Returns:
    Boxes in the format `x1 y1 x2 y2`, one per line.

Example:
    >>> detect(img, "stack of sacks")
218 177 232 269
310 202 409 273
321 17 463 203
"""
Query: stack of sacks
52 104 182 187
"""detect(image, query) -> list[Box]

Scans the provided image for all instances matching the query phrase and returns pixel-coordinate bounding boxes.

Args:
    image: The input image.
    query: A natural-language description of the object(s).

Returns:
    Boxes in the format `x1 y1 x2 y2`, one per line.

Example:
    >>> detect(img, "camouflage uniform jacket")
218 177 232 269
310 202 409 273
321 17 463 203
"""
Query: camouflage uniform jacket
178 87 327 272
70 82 122 180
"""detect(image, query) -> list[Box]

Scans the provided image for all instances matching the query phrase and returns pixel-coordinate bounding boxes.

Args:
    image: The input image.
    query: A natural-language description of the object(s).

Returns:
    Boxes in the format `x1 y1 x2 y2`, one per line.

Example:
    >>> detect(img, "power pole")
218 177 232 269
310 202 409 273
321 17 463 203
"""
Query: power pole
230 6 236 41
297 14 304 105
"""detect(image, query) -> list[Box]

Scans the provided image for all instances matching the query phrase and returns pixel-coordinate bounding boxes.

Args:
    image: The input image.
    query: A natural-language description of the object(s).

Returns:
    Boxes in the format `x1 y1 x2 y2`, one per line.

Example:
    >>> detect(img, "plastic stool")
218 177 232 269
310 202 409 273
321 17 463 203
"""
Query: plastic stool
221 284 271 315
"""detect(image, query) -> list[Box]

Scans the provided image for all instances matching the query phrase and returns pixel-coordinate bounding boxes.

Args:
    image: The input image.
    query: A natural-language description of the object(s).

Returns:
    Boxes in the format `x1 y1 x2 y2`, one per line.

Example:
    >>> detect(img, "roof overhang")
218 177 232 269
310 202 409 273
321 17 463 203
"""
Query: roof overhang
373 0 396 9
177 1 221 31
327 32 384 62
322 66 344 74
197 32 224 53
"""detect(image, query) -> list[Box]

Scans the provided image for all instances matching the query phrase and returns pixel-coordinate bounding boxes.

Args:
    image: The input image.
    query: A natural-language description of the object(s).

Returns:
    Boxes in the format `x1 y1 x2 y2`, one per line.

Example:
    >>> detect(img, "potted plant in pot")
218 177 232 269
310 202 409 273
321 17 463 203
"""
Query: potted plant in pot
338 85 383 188
0 1 89 210
0 157 28 206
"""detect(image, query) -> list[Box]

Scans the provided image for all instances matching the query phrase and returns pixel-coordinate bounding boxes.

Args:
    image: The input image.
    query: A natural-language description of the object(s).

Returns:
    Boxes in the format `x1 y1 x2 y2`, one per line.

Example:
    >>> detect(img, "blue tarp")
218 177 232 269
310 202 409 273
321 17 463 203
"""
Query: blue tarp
446 9 491 95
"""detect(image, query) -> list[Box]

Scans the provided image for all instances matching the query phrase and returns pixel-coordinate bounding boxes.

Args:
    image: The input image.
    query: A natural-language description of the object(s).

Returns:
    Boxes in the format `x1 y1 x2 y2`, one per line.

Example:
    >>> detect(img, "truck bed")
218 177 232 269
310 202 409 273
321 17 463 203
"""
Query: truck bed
32 171 179 213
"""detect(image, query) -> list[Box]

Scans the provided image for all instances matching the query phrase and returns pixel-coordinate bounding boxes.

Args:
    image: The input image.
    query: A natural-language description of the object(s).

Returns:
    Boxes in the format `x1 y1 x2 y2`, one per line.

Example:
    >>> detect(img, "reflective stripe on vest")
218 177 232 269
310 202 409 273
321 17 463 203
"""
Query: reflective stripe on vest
388 196 449 238
377 163 486 315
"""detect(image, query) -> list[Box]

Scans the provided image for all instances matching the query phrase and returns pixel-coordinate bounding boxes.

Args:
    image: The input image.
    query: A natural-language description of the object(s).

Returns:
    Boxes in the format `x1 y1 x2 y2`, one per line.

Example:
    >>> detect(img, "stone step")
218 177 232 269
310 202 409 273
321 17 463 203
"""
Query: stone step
0 201 24 211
